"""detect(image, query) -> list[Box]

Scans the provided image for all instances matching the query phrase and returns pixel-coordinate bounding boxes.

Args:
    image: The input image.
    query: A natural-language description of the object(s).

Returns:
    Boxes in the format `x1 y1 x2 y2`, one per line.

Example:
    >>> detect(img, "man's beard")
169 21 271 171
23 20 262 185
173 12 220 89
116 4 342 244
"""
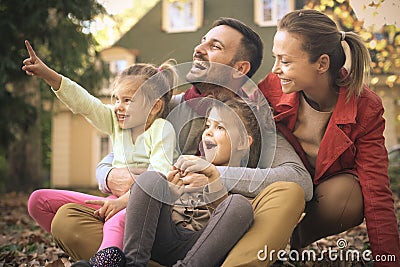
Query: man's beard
186 61 237 94
194 83 239 100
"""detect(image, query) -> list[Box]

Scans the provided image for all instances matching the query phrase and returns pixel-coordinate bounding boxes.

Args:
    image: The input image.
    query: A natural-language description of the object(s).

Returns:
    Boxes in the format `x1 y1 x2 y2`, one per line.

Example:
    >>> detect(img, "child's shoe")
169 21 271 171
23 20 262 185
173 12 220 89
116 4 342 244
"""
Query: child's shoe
89 246 126 267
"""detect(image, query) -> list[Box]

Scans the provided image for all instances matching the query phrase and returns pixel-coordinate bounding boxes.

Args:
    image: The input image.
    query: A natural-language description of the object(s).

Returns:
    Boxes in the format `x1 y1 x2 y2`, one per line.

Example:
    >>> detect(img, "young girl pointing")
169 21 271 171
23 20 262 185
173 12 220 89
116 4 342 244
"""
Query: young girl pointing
23 40 178 264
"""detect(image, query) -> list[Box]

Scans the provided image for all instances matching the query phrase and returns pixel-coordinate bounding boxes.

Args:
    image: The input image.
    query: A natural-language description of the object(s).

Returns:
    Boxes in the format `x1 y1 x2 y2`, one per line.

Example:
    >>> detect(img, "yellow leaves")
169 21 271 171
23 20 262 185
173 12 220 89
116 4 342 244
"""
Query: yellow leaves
360 31 373 41
368 0 384 8
321 0 335 8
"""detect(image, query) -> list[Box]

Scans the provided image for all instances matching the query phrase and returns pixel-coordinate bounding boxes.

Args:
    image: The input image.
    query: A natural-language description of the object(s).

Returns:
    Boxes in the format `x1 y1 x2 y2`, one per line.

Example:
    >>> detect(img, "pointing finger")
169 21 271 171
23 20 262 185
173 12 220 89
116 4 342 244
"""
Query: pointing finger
24 40 37 63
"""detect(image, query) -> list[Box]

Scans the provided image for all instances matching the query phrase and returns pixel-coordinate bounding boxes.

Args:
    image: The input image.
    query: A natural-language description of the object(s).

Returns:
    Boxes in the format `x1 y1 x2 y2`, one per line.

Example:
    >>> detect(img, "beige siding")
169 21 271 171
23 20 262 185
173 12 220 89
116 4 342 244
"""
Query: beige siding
51 111 71 187
69 115 96 187
51 97 111 188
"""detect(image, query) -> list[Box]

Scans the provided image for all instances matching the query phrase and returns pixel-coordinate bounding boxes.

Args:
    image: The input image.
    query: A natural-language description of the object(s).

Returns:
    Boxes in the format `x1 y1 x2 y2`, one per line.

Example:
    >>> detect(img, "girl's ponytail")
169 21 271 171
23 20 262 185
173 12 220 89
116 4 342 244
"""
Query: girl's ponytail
157 60 177 119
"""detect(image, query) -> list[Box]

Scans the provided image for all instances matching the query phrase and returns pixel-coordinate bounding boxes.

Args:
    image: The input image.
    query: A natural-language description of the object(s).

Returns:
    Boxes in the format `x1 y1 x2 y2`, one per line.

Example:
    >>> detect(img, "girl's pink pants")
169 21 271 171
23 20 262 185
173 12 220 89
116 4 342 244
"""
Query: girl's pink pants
27 189 125 251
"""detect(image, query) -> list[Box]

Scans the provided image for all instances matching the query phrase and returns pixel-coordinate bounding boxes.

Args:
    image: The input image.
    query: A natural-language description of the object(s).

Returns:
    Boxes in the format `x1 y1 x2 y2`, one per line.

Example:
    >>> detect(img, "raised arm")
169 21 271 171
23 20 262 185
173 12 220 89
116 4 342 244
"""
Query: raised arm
22 40 62 89
23 40 115 135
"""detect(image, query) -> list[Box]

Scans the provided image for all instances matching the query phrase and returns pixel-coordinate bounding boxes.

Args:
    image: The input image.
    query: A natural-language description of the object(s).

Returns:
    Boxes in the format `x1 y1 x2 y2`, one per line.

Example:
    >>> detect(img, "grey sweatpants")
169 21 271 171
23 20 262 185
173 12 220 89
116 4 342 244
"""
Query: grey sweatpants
123 171 254 267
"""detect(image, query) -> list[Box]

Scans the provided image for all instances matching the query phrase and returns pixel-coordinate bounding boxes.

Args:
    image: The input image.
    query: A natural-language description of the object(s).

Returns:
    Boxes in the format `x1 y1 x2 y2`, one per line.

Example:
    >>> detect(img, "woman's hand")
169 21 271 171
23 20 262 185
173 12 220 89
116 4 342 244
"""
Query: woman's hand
22 40 62 89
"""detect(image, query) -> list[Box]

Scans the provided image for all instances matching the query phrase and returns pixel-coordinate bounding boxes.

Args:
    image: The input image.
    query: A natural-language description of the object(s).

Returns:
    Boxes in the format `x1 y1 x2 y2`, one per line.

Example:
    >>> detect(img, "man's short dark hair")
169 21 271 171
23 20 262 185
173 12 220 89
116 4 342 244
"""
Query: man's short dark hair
212 17 263 78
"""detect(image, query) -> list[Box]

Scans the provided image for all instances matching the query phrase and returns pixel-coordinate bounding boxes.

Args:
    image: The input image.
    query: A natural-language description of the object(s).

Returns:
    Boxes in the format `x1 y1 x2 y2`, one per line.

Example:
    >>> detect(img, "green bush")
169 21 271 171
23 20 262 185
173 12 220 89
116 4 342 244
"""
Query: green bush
388 165 400 197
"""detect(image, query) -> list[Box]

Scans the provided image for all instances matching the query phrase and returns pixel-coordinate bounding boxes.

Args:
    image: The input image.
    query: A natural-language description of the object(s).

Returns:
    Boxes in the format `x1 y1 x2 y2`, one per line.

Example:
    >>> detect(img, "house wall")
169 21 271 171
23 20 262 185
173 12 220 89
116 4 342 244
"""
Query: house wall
51 111 71 187
51 98 111 189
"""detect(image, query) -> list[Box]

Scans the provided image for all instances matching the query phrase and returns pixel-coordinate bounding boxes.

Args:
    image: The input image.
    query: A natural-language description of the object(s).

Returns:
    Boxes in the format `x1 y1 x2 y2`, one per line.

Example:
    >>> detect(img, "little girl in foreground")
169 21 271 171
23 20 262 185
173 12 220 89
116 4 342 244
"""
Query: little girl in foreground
85 95 263 266
22 40 178 263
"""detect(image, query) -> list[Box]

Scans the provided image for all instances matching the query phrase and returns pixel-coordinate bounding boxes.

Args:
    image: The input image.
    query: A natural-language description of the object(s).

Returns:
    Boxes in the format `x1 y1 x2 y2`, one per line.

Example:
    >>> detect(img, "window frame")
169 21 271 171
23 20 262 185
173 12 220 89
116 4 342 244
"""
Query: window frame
162 0 203 33
254 0 295 27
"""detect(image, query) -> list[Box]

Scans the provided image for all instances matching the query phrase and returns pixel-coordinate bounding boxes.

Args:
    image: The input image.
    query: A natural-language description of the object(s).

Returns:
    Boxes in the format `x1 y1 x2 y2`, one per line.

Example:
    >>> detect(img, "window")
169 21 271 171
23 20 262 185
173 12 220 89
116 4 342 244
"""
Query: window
162 0 203 33
254 0 294 27
100 135 111 160
109 59 128 74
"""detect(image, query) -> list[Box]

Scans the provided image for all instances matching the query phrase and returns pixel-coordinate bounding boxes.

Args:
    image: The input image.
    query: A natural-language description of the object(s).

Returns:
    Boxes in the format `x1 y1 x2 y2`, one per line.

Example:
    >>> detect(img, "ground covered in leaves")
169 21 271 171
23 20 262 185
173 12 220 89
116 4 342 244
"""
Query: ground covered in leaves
1 192 399 267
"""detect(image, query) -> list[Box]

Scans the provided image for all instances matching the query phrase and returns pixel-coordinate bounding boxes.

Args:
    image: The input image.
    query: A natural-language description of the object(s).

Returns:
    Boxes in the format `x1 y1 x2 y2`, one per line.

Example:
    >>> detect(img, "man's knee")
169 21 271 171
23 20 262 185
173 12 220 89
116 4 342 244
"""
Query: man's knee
257 182 305 213
51 203 103 260
51 203 87 242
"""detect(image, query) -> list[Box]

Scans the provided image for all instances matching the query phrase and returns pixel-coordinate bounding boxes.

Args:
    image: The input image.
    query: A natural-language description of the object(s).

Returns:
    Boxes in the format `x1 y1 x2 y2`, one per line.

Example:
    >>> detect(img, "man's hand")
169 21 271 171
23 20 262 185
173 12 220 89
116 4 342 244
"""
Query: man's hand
107 168 135 197
22 40 62 89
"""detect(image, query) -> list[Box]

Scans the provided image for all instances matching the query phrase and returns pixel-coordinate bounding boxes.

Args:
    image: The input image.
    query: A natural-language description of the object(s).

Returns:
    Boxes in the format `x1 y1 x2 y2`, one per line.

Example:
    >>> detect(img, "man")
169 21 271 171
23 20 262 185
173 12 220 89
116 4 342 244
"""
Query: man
51 18 312 266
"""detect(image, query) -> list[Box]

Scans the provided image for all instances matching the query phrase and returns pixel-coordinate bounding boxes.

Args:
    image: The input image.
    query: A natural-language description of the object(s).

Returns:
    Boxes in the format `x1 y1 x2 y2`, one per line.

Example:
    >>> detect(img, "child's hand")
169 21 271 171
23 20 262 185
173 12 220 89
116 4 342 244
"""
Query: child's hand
174 155 220 182
85 198 125 222
166 169 185 201
180 172 208 189
22 40 62 89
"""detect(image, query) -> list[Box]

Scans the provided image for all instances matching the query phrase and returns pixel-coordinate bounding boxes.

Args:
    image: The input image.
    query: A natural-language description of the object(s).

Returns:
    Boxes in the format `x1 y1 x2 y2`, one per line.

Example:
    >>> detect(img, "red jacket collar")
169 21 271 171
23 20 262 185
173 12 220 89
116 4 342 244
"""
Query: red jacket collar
275 86 357 128
331 87 357 125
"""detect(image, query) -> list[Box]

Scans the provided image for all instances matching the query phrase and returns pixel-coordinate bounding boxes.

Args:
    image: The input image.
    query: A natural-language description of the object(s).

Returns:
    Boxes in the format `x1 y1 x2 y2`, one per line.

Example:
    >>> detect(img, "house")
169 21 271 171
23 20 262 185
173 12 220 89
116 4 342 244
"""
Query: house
50 0 400 188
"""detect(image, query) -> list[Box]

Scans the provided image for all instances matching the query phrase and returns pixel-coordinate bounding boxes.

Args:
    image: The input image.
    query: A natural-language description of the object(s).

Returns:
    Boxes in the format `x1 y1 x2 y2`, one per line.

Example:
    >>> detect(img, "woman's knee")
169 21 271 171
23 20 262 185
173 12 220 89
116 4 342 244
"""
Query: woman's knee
313 174 364 225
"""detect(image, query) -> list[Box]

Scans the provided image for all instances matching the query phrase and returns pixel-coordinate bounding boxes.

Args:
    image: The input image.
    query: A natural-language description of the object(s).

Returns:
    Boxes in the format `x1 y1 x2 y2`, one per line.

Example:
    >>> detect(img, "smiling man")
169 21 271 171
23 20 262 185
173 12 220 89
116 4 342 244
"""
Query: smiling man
49 18 312 267
186 23 255 94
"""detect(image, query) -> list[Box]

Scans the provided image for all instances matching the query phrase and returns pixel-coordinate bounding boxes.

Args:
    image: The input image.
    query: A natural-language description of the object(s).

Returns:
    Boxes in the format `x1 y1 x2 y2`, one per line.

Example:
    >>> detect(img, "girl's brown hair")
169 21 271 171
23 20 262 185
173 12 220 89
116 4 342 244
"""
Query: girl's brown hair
278 9 371 99
112 60 177 128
